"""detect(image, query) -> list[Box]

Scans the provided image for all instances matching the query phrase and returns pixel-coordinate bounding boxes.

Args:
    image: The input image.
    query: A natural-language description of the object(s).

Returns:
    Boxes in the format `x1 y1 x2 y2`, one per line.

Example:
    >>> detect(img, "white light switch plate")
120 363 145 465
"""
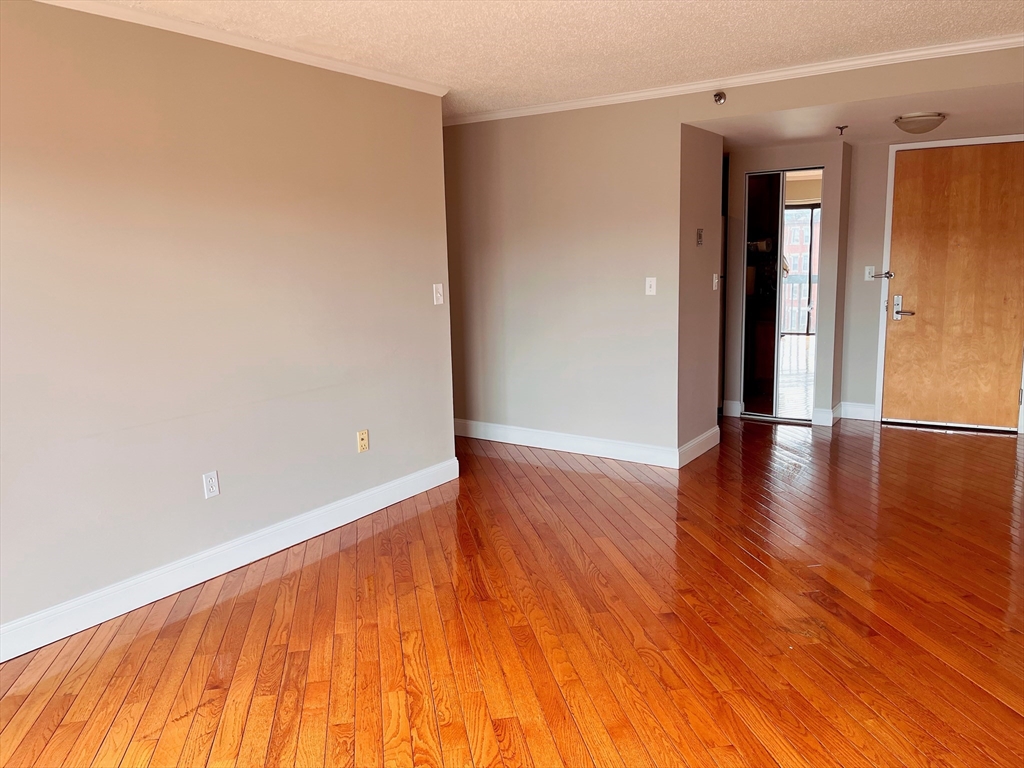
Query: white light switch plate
865 266 875 281
433 283 444 305
713 273 720 291
645 277 656 296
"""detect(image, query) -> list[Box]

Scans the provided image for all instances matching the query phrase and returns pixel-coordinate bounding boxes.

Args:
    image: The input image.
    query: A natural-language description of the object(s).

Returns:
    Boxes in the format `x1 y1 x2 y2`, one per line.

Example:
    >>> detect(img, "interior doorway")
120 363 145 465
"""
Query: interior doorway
741 167 823 421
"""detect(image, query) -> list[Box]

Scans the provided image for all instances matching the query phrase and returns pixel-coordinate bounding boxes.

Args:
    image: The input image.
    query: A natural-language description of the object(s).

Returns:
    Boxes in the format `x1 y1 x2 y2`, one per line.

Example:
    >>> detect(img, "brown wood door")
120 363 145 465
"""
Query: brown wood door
882 141 1024 429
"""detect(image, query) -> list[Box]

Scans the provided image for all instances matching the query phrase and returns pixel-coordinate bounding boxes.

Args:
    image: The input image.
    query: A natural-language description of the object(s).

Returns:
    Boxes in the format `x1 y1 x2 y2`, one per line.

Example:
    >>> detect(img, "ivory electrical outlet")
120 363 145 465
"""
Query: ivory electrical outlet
357 430 369 453
645 277 657 296
203 471 220 499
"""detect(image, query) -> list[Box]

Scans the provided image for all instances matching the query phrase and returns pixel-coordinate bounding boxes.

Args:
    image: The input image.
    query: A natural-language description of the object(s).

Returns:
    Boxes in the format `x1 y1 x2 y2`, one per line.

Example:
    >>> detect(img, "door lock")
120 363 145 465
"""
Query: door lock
892 294 915 320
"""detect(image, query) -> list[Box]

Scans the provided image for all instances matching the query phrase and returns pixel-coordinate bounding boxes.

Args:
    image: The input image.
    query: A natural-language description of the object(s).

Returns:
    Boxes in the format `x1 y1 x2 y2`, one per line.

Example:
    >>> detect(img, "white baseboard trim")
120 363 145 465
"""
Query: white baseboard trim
811 405 841 427
840 402 877 421
727 400 875 425
455 419 719 470
456 418 677 467
677 426 721 468
0 458 459 663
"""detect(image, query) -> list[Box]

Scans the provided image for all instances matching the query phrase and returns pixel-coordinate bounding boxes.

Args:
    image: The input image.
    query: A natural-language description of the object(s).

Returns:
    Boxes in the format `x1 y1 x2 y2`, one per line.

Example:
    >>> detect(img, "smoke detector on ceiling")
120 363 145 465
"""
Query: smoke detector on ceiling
894 112 947 134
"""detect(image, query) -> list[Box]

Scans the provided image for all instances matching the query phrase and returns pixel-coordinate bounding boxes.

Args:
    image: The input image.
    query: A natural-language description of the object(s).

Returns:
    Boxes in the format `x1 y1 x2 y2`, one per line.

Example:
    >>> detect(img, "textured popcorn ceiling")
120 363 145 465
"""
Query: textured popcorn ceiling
93 0 1024 119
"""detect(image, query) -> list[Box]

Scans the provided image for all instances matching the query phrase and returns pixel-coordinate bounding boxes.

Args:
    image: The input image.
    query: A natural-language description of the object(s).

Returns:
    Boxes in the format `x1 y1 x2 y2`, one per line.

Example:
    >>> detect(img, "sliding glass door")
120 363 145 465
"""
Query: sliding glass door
741 169 822 421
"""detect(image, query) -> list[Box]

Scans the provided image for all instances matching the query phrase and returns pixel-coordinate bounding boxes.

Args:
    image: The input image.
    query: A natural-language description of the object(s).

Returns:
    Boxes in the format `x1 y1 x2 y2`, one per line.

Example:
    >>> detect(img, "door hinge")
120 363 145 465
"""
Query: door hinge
1019 388 1022 405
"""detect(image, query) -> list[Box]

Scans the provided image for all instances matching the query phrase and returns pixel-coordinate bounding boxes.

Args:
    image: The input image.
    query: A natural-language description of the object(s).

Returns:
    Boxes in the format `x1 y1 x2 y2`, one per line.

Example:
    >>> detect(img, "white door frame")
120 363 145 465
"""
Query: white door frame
739 166 823 422
873 133 1024 431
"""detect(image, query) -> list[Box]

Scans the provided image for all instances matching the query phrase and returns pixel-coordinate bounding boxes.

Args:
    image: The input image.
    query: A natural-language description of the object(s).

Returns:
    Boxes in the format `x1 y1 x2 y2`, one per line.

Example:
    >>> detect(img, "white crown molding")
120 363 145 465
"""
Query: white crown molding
0 457 459 662
455 418 718 470
32 2 1023 124
443 34 1024 126
35 0 450 98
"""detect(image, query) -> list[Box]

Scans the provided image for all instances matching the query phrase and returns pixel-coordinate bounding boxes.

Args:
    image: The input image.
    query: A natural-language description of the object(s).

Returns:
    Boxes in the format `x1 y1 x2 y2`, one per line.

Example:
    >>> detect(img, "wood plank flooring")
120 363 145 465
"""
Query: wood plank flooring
1 418 1021 767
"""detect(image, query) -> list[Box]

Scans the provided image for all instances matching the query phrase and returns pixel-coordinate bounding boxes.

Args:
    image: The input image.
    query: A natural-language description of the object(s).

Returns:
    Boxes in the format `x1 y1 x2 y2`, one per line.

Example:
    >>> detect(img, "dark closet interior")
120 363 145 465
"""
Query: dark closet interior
742 172 782 416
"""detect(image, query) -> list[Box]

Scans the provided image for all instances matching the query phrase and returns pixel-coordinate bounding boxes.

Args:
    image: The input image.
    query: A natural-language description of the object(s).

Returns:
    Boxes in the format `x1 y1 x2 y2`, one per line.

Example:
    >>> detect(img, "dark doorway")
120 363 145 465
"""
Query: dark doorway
741 168 822 421
741 172 782 416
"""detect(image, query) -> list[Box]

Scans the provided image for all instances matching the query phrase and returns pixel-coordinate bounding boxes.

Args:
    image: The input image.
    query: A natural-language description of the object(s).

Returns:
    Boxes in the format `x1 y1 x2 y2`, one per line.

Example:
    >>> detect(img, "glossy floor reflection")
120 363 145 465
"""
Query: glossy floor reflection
0 418 1021 767
777 334 815 421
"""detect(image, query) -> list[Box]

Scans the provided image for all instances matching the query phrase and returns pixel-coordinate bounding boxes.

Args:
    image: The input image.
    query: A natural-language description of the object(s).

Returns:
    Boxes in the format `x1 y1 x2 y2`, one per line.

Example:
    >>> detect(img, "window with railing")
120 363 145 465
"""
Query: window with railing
780 205 820 335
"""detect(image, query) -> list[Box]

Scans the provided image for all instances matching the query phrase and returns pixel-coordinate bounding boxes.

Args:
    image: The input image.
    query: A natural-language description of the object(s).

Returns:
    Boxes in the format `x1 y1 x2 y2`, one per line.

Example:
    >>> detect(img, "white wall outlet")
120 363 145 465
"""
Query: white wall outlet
357 429 369 453
203 471 220 499
713 273 720 291
865 266 876 281
433 283 444 305
645 277 657 296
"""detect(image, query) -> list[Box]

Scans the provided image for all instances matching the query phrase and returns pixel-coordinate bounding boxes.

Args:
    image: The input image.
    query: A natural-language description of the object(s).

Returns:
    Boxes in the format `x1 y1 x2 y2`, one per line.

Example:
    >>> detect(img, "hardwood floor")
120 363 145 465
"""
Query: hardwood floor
1 418 1021 767
776 335 814 421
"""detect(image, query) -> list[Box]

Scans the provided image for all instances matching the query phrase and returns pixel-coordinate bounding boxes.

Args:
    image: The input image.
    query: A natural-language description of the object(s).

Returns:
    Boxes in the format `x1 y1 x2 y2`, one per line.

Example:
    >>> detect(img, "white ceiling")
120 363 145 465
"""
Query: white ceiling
54 0 1024 121
693 83 1024 148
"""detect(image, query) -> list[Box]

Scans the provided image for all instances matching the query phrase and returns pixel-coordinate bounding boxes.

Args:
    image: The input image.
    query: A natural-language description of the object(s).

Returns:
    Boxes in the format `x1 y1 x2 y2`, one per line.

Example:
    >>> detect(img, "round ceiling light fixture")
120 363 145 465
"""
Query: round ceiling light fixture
894 112 947 134
713 91 726 105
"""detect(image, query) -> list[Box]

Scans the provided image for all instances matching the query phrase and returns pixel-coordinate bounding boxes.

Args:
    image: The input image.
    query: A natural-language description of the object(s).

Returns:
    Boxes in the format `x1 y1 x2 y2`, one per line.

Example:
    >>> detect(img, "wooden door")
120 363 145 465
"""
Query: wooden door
882 141 1024 428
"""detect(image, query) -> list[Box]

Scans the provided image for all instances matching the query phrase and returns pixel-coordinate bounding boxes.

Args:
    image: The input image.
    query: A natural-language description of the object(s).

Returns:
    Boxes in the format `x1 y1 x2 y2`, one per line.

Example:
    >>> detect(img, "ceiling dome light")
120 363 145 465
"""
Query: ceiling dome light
894 112 947 134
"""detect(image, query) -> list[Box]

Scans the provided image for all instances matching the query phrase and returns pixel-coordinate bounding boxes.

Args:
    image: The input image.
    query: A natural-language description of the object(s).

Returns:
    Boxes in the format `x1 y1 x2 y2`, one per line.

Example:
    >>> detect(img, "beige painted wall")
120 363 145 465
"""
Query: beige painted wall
0 1 454 623
445 99 685 448
725 142 851 415
841 143 890 406
445 47 1021 441
834 146 854 410
445 110 724 453
678 126 725 445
